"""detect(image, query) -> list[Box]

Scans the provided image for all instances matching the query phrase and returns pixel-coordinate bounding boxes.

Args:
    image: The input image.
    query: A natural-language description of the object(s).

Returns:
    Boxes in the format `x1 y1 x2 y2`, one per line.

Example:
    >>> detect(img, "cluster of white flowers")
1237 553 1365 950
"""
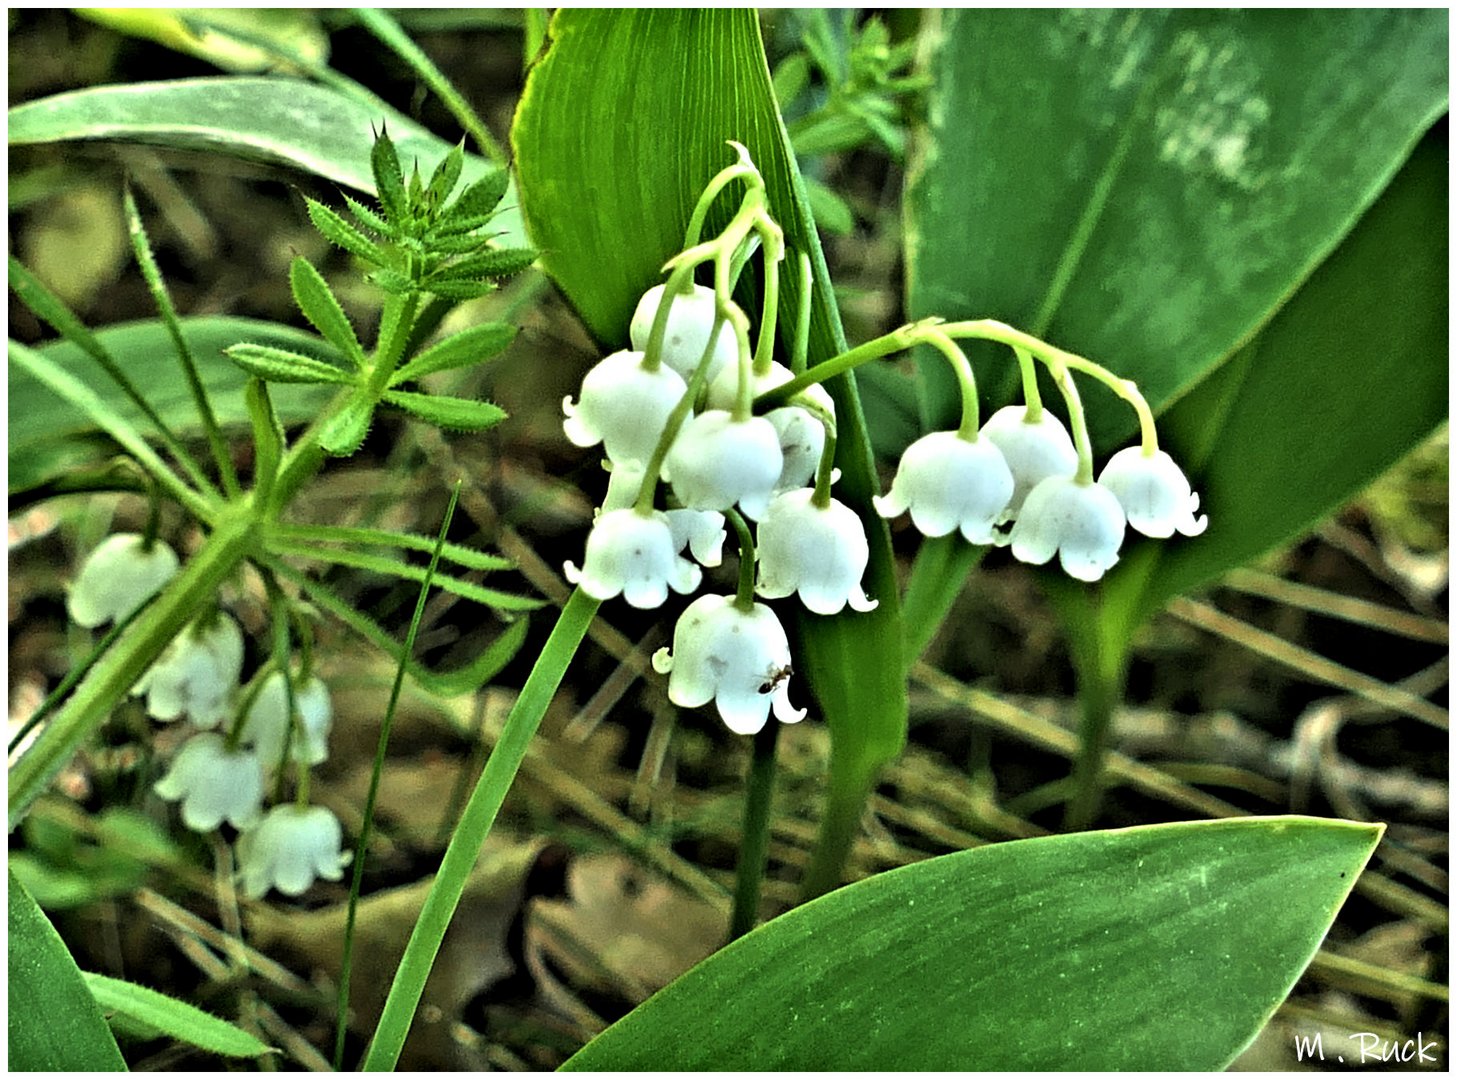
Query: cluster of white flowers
563 280 877 737
877 404 1206 583
66 538 350 898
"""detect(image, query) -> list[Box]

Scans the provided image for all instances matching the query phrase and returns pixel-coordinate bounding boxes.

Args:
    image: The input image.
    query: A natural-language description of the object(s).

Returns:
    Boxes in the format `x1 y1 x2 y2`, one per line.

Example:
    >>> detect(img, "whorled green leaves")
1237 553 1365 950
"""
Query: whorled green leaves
566 817 1382 1071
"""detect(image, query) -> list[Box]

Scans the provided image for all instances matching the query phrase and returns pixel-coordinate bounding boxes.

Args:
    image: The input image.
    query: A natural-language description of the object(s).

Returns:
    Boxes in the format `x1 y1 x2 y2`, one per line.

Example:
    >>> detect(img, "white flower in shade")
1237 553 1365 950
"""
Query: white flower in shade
630 282 737 384
979 405 1079 519
706 361 836 494
237 804 352 899
562 349 688 466
565 508 701 608
241 672 333 769
663 410 783 519
67 533 180 629
1099 447 1209 540
133 613 245 728
1008 476 1126 582
153 732 264 832
651 594 806 735
601 460 725 568
873 431 1014 545
756 489 877 614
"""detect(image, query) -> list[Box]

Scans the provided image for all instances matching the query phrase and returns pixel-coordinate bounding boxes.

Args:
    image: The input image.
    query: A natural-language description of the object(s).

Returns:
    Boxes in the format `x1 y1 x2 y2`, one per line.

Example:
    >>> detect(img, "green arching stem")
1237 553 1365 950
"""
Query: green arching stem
726 508 757 612
1013 346 1044 420
1058 355 1160 456
790 251 813 375
752 319 938 411
361 588 601 1073
682 142 763 250
924 330 981 438
640 257 704 373
751 216 785 377
727 304 756 423
728 720 780 943
1048 359 1095 484
812 425 839 509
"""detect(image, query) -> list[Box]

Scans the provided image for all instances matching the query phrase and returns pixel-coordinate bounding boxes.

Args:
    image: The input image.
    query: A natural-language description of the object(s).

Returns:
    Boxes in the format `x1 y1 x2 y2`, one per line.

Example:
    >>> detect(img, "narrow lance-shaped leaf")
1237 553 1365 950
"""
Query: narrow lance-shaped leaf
370 124 407 222
428 247 537 283
445 168 510 221
305 198 383 264
269 522 514 572
390 322 517 386
225 343 356 385
318 395 375 456
82 972 272 1060
419 278 496 302
382 389 507 433
425 139 466 212
290 256 365 366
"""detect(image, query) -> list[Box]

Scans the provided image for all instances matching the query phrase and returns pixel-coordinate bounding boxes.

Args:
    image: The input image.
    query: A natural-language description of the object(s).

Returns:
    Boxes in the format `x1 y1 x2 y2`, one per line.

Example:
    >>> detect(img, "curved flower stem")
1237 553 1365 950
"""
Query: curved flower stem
1048 358 1095 484
728 719 780 942
752 318 940 411
751 216 784 377
361 587 600 1072
726 508 757 612
790 251 813 376
812 421 839 509
682 142 763 250
1013 346 1044 420
923 329 981 438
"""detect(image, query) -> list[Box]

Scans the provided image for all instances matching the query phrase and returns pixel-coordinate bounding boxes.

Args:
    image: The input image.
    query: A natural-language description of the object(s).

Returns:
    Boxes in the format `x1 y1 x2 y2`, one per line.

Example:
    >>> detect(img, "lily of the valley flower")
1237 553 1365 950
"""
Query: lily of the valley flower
133 613 245 728
241 672 333 769
979 405 1079 519
1007 476 1126 582
562 349 688 466
237 804 351 899
153 732 264 832
705 361 836 494
874 430 1014 545
756 489 877 614
652 594 805 735
67 533 180 629
630 282 737 384
564 507 701 608
663 410 783 519
600 459 726 568
1099 447 1209 539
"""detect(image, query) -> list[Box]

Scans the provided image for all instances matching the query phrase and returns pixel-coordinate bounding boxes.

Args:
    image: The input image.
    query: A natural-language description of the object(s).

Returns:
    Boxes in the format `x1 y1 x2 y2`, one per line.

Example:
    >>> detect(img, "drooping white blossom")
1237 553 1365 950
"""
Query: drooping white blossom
629 282 737 384
1007 475 1126 582
241 672 333 769
979 405 1079 519
756 489 877 614
153 732 264 832
562 349 688 466
652 594 805 735
601 460 726 568
67 533 180 629
663 410 783 519
236 804 351 899
564 508 701 608
705 361 836 494
133 613 245 728
874 430 1014 545
1098 447 1208 540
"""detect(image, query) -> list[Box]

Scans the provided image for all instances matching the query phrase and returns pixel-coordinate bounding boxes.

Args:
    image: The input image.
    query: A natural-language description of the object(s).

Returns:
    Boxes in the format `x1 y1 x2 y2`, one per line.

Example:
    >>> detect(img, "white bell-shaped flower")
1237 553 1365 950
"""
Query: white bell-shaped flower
241 672 333 769
67 533 180 629
153 732 264 832
1099 447 1208 539
562 349 688 466
1008 475 1126 582
651 594 806 735
237 804 352 899
601 460 725 568
663 410 783 519
564 508 701 608
133 613 245 728
706 361 836 494
630 282 737 384
756 489 878 614
873 430 1014 545
980 405 1079 519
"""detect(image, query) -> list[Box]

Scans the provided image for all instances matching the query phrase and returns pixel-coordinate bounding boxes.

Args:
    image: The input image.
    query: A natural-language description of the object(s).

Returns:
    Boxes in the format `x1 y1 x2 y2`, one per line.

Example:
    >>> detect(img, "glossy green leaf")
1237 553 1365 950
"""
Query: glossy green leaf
10 317 342 495
225 343 356 385
381 389 507 432
81 973 270 1060
1097 125 1448 638
390 322 517 385
566 817 1380 1071
513 11 907 892
8 869 126 1071
7 77 526 248
905 9 1448 446
289 257 365 365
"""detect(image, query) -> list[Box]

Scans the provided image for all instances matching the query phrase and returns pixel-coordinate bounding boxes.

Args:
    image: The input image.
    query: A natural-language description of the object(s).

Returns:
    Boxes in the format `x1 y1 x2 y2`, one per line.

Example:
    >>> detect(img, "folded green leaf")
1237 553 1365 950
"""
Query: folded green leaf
225 343 356 385
8 870 126 1071
389 322 517 386
305 198 384 266
317 395 375 456
565 817 1381 1071
381 389 507 432
82 973 271 1059
425 140 466 211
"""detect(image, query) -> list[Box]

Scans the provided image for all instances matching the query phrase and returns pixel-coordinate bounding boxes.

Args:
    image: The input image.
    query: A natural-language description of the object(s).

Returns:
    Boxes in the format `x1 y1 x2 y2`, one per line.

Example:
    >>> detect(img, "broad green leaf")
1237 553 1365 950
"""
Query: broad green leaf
905 10 1448 446
565 816 1381 1071
1095 124 1448 638
81 973 271 1060
8 869 127 1071
8 77 527 248
10 317 341 495
389 322 517 385
381 389 507 432
289 256 365 365
75 8 328 73
513 11 907 891
225 343 356 385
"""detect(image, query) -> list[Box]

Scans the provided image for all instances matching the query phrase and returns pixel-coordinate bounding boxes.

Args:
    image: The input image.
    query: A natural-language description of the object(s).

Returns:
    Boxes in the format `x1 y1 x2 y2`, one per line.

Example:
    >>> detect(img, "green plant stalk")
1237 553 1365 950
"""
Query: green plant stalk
361 586 601 1072
798 750 876 900
728 720 780 941
1059 589 1132 831
7 507 258 830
